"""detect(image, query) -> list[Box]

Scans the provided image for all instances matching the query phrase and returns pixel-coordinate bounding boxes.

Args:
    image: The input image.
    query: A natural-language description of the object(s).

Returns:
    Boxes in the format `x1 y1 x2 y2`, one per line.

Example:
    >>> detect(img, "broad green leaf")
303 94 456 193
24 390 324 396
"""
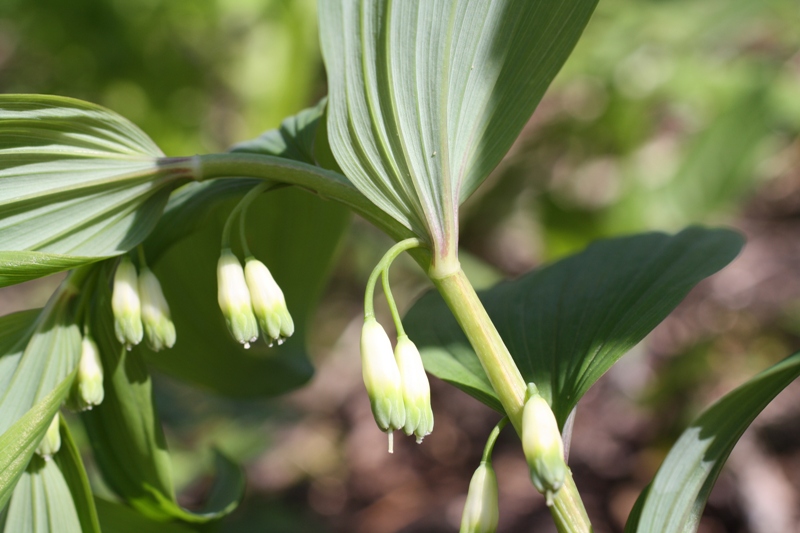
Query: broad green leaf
405 228 744 426
141 184 348 398
231 99 327 166
1 457 82 533
0 291 81 437
95 498 195 533
0 95 187 287
82 274 244 523
53 418 101 533
319 0 598 257
0 373 75 511
626 351 800 533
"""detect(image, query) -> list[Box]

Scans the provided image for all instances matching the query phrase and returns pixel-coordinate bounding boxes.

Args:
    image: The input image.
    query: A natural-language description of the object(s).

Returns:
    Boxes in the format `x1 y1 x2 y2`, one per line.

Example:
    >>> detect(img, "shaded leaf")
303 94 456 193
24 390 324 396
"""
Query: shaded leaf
320 0 598 257
142 184 348 398
53 418 101 533
95 498 196 533
82 273 244 522
231 99 327 165
626 351 800 533
0 95 188 286
405 228 743 426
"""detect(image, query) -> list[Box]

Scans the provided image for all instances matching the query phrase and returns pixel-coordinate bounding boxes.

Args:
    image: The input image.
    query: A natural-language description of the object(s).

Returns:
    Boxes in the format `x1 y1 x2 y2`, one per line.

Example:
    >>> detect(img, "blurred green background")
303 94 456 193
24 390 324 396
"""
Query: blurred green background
1 0 799 531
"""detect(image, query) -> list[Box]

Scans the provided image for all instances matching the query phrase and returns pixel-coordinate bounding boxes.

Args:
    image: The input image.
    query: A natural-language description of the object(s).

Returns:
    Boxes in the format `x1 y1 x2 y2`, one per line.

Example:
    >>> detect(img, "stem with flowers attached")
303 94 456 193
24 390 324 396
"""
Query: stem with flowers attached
431 267 592 533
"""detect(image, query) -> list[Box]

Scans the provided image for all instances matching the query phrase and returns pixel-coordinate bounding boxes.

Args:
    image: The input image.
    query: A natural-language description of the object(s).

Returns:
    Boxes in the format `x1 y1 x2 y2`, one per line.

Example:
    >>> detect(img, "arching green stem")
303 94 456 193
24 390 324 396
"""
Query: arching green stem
220 181 273 251
481 417 509 464
364 238 422 322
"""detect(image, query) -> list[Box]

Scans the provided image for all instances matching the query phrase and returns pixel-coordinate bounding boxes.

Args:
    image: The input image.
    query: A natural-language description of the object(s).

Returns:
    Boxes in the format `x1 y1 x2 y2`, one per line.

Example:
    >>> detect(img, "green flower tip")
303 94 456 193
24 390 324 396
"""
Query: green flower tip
36 413 62 460
360 317 405 448
139 267 176 351
460 462 499 533
521 387 567 503
395 335 433 443
69 336 104 411
217 249 259 348
244 258 294 345
112 256 143 350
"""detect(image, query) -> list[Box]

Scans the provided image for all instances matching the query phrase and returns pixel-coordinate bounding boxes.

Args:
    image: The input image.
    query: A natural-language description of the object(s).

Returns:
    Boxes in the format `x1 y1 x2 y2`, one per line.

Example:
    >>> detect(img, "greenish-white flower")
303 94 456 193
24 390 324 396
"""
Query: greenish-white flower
244 257 294 344
460 461 499 533
395 335 433 443
217 249 259 348
139 267 176 351
36 413 62 460
360 317 405 440
70 336 104 411
112 256 143 349
521 385 567 504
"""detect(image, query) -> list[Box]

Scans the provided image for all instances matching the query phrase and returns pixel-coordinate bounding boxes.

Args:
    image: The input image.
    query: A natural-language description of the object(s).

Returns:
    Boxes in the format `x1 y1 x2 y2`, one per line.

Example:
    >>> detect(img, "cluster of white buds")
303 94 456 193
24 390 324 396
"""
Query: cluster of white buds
460 461 499 533
35 412 62 460
112 256 176 352
68 335 105 411
521 384 567 506
217 249 294 348
360 318 434 450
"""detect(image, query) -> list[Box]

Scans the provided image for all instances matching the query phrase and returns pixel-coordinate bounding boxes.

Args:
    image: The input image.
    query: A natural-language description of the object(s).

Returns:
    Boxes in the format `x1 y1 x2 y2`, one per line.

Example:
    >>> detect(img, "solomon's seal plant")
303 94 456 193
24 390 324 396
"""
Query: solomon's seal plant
0 1 795 532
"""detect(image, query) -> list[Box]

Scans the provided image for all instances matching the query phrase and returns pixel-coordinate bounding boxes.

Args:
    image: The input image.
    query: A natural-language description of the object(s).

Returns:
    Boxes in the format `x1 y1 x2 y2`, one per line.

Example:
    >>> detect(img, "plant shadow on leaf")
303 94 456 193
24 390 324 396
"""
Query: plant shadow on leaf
405 227 744 427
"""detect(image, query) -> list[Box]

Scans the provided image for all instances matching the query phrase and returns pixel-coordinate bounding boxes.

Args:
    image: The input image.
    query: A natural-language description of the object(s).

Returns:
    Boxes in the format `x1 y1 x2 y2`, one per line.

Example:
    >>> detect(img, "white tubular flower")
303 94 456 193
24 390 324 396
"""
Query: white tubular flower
460 461 499 533
217 249 259 348
395 335 433 443
521 385 567 505
112 256 143 349
360 317 405 442
138 267 176 351
70 336 104 411
244 257 294 344
36 413 62 460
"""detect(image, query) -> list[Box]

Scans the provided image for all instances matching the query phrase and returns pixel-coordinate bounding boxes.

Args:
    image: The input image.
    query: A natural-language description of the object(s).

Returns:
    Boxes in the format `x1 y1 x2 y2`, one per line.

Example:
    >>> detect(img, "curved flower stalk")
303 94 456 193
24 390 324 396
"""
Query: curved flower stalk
460 417 507 533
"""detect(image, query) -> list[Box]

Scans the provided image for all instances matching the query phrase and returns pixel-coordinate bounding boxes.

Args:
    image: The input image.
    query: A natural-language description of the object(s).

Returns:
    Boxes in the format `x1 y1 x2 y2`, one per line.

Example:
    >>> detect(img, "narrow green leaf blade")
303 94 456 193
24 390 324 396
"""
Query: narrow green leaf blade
0 95 184 286
53 418 101 533
405 228 744 426
0 373 76 511
628 352 800 533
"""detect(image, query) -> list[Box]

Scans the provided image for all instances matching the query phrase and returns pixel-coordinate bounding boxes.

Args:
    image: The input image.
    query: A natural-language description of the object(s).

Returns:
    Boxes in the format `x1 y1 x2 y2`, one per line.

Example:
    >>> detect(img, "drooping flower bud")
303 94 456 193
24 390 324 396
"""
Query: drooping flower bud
112 256 143 349
395 335 433 443
360 317 405 444
460 461 499 533
138 267 176 351
217 249 259 348
69 336 104 411
244 257 294 344
36 413 62 459
521 384 567 505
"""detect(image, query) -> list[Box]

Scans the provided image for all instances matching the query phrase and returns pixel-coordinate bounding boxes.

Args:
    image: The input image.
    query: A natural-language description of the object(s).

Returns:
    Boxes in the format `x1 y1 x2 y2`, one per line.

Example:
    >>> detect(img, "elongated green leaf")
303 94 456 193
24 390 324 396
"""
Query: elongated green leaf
82 273 244 522
0 95 187 286
231 99 327 166
320 0 598 257
95 498 195 533
0 373 75 511
141 184 348 397
53 418 101 533
405 228 744 426
2 457 82 533
626 352 800 533
0 296 81 436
